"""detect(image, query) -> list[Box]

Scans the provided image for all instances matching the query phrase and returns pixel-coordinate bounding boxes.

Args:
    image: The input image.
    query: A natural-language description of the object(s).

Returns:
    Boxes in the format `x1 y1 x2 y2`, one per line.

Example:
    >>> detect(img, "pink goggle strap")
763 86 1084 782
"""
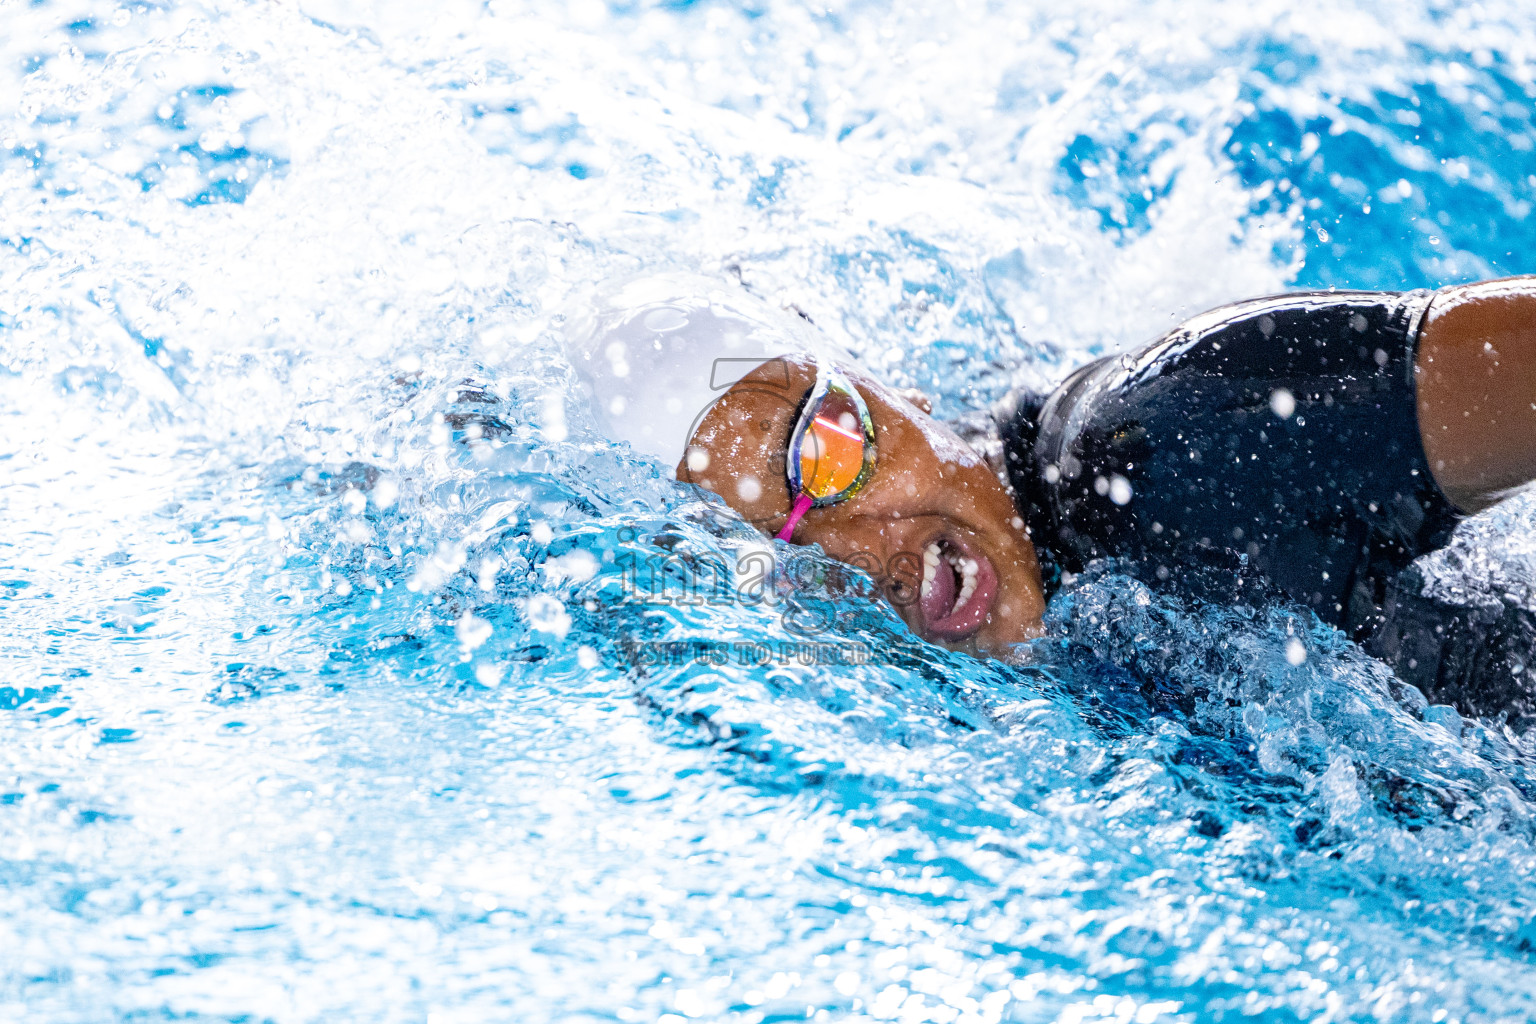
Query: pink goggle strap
775 492 814 541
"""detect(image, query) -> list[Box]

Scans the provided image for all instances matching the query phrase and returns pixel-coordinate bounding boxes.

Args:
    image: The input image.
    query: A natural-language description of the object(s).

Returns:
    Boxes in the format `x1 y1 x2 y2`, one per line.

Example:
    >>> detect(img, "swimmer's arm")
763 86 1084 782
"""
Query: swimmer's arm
1416 275 1536 512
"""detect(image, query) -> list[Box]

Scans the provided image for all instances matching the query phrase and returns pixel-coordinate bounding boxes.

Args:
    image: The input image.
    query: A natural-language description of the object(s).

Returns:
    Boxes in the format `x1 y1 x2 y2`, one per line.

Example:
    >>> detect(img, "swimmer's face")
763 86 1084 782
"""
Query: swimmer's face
679 356 1047 654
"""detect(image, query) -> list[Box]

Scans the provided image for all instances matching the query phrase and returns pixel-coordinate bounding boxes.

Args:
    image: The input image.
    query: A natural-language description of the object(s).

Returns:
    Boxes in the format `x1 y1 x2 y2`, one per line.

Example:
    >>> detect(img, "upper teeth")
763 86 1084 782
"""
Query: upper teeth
919 541 980 617
922 542 940 591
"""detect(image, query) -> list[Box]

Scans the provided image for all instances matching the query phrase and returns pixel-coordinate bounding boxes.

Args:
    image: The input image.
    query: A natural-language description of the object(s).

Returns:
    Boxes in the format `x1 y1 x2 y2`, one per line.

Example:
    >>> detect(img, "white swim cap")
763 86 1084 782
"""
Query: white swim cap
564 274 850 468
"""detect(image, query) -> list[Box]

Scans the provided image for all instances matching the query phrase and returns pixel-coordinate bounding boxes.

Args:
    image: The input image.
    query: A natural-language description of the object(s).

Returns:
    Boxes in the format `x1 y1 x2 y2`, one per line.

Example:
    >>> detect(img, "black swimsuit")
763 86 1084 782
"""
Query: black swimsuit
1000 290 1463 639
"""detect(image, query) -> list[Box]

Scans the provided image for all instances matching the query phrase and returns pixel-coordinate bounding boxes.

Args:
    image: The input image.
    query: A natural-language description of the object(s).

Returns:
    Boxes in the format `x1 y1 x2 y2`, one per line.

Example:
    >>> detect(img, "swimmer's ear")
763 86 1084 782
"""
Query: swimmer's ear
896 388 934 415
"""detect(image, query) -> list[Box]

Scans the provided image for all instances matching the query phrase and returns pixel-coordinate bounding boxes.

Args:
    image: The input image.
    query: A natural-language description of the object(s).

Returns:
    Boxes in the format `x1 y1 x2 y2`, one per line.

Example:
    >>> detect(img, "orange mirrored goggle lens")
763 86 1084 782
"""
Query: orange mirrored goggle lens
786 372 875 505
799 392 867 499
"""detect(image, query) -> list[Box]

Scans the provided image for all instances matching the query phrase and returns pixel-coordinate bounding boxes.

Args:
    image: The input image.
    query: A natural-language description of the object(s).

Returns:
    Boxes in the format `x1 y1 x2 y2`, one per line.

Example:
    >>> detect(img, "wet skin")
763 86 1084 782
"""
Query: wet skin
1417 275 1536 512
678 355 1047 654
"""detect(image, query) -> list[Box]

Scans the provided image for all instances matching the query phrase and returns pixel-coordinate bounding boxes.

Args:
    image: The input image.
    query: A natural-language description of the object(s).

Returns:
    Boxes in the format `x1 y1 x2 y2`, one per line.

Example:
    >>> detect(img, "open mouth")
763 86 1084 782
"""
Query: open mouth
917 534 998 641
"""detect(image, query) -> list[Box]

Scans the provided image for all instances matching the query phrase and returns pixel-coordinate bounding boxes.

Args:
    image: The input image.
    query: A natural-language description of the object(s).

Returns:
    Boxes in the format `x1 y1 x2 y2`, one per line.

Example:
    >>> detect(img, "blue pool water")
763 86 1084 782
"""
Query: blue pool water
6 1 1536 1020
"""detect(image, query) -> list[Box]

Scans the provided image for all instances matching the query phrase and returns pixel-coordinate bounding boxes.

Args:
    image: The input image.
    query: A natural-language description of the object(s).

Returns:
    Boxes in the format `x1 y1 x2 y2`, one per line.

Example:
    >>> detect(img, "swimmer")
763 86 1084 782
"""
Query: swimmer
568 275 1536 662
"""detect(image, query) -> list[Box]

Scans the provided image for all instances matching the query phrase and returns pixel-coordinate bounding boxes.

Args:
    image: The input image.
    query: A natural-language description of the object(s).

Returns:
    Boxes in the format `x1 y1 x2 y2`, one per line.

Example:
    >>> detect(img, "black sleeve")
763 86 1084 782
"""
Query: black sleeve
1001 290 1462 636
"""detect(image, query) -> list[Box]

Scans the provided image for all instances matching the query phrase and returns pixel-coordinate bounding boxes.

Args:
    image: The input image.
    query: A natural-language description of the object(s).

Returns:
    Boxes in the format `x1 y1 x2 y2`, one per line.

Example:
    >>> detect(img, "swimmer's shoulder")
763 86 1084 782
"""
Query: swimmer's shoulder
996 288 1439 574
1004 287 1434 464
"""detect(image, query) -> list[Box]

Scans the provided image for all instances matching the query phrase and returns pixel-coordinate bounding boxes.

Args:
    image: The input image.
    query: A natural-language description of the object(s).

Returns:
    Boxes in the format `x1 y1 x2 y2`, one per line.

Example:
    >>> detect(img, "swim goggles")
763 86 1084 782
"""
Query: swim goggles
774 361 878 541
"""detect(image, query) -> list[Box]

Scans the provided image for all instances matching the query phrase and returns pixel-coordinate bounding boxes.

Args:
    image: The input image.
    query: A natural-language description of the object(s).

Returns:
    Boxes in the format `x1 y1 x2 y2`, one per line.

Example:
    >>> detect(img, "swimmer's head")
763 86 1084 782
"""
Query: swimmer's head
567 276 1046 653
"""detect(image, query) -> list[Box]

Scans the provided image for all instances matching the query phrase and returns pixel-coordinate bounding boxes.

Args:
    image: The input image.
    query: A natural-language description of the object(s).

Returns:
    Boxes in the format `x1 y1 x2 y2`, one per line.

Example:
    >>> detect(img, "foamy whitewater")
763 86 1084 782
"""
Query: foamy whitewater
5 1 1536 1021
